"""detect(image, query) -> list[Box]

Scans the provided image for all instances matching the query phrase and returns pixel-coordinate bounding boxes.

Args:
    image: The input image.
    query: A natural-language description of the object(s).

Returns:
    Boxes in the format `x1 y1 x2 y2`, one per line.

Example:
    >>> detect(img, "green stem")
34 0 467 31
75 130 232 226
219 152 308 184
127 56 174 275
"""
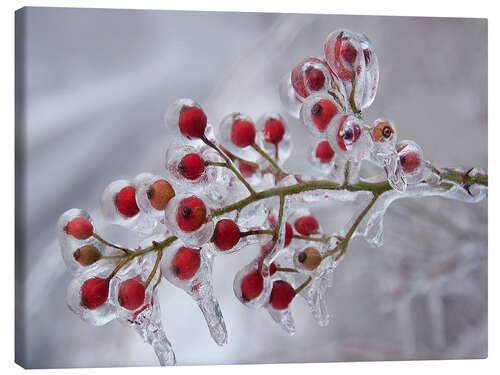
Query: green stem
144 247 163 289
251 142 284 173
92 233 131 254
292 235 329 243
201 136 256 195
295 277 312 295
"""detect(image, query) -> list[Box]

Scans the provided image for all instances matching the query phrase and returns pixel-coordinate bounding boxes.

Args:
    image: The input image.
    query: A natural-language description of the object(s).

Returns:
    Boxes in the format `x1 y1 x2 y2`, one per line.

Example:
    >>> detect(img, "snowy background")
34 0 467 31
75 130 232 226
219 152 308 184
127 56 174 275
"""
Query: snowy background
15 7 487 368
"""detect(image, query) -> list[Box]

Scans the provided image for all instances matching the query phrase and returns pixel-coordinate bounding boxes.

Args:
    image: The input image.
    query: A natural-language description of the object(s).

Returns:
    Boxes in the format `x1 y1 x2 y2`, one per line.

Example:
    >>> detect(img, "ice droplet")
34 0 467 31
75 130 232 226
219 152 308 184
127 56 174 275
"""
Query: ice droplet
267 306 296 335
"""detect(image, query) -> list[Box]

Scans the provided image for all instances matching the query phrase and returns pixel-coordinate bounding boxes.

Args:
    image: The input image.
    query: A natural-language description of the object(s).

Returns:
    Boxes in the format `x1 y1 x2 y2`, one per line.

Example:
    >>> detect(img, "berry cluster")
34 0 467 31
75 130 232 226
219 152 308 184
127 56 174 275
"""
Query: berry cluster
57 29 487 366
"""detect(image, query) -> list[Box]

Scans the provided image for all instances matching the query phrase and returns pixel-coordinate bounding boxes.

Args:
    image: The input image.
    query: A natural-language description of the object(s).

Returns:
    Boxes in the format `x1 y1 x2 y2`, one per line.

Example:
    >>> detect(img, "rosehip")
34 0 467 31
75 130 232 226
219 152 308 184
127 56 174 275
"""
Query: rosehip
297 247 322 271
397 144 422 175
291 58 329 98
80 277 109 310
176 196 207 232
263 118 285 145
118 278 145 310
115 186 139 218
238 160 257 178
336 115 361 151
231 119 256 148
241 271 263 301
66 217 93 240
171 247 201 280
269 280 295 310
73 245 101 266
315 141 335 164
213 219 240 251
294 215 319 236
178 105 207 139
147 179 175 210
178 153 205 180
311 99 338 132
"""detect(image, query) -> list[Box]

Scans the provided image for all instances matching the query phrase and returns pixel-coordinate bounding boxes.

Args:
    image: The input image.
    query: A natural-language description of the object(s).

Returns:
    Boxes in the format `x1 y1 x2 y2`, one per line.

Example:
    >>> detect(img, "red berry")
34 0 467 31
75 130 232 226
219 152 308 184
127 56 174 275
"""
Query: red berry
341 42 358 64
291 57 328 98
80 277 109 310
305 66 326 92
297 247 322 271
241 271 263 301
172 247 201 280
269 262 277 276
294 215 319 236
147 179 175 210
284 222 293 248
238 160 257 178
213 219 240 251
66 217 93 240
176 196 207 232
115 186 139 218
231 119 256 148
178 106 207 139
118 278 145 310
178 153 205 180
336 116 361 151
311 99 338 132
315 141 335 164
399 151 421 174
263 119 285 145
270 280 295 310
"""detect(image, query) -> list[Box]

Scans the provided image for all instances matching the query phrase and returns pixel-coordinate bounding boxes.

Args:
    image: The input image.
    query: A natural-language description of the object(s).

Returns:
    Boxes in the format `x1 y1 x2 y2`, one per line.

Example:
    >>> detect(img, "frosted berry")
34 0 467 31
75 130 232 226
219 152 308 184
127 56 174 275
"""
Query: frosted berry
297 247 322 271
315 141 335 163
284 222 293 248
241 271 263 301
231 119 256 148
269 280 295 310
263 119 285 145
176 196 207 232
73 245 101 266
66 217 93 240
118 278 145 311
178 153 205 180
294 215 319 236
178 105 207 139
172 247 201 280
147 179 175 210
336 115 361 151
80 277 109 310
213 219 240 251
291 58 329 98
311 99 338 132
238 160 257 178
115 186 139 218
398 144 422 174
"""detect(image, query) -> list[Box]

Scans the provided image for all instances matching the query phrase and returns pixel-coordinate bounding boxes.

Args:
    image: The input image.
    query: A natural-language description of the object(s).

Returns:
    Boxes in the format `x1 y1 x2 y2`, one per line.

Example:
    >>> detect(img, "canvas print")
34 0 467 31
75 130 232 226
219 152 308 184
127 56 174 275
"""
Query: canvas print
15 7 487 369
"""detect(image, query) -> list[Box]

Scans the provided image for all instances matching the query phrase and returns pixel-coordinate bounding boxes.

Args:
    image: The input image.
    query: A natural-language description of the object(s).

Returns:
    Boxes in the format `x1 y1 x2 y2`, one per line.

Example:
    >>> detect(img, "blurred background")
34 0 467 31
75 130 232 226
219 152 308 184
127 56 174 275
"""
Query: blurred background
15 7 487 368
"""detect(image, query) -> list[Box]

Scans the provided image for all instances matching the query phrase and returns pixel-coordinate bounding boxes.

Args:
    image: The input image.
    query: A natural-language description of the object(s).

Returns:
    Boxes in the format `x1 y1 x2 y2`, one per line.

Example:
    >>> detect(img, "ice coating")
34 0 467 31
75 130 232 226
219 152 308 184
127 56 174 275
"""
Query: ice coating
164 98 206 143
256 112 292 165
163 192 214 248
216 112 259 161
160 245 227 345
278 74 302 118
396 140 425 184
323 29 379 112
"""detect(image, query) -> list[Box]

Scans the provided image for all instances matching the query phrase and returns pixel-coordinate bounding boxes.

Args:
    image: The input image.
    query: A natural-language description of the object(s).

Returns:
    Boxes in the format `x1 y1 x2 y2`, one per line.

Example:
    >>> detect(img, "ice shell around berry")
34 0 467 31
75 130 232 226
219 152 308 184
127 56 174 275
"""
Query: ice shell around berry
233 259 273 309
135 173 174 222
326 114 372 164
300 94 340 138
396 140 425 184
66 264 118 326
291 57 333 100
255 112 292 165
217 113 259 161
164 98 206 141
164 193 214 248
